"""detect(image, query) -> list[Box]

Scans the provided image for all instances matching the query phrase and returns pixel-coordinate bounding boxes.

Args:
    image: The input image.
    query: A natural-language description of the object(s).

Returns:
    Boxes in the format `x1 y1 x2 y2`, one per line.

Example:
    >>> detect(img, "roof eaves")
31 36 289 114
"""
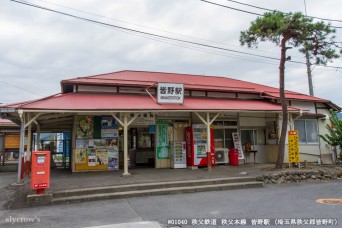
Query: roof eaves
326 101 341 112
0 93 66 110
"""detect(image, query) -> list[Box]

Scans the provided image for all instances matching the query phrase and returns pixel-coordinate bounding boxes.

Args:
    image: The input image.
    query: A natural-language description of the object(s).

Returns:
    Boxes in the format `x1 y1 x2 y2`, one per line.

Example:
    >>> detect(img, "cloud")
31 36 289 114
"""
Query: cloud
0 0 341 106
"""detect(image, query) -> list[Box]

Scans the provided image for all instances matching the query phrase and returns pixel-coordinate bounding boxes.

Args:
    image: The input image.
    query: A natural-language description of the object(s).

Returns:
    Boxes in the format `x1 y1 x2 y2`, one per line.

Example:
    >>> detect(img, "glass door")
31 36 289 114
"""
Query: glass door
224 129 237 149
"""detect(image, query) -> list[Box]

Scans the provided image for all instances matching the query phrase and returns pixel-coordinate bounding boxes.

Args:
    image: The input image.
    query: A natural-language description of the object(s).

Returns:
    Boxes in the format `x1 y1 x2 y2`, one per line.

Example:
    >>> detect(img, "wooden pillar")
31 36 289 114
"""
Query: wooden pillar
36 122 41 150
27 113 32 161
123 113 129 176
17 110 25 184
194 112 220 172
112 113 139 176
206 112 212 171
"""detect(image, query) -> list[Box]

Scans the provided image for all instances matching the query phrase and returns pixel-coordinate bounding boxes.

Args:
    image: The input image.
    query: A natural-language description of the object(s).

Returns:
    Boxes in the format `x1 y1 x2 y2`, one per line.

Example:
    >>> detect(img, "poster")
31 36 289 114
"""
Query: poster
106 139 117 147
75 149 86 163
88 138 94 148
57 133 63 152
96 149 109 165
101 128 119 138
100 117 118 138
138 132 151 148
108 147 119 170
288 130 300 163
266 121 277 139
101 117 117 129
63 132 71 157
93 139 106 147
76 139 89 148
86 148 96 156
232 132 245 160
76 116 94 139
88 155 96 166
157 146 169 159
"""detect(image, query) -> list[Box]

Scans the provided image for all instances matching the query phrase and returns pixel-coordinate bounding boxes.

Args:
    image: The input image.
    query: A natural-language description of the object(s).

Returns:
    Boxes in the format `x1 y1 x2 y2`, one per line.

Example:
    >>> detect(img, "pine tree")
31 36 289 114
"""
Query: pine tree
240 11 340 168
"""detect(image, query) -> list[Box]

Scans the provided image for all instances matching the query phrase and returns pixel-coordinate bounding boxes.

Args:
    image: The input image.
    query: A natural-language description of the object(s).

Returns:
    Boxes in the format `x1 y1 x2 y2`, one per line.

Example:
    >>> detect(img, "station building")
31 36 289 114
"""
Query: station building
0 70 339 177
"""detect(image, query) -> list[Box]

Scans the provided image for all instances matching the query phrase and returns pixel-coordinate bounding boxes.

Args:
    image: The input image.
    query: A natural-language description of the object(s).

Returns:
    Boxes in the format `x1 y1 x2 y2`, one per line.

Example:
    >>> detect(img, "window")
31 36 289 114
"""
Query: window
294 119 318 143
240 129 265 146
213 120 238 149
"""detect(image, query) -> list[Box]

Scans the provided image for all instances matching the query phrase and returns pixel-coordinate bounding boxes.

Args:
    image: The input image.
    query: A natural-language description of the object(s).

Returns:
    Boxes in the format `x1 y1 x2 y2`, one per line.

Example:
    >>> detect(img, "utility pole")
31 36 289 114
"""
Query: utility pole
304 0 314 96
306 52 314 96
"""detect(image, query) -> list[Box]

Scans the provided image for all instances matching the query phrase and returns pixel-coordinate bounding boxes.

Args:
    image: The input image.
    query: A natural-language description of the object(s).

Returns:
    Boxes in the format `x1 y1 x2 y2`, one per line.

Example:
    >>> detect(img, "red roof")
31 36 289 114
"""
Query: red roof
1 93 303 112
262 91 328 102
62 70 330 101
62 70 276 94
0 118 12 123
1 70 339 112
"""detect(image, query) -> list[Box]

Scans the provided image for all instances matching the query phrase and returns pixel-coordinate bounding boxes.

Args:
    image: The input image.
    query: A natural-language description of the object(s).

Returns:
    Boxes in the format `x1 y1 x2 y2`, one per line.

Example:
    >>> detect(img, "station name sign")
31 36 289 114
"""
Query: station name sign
157 83 184 104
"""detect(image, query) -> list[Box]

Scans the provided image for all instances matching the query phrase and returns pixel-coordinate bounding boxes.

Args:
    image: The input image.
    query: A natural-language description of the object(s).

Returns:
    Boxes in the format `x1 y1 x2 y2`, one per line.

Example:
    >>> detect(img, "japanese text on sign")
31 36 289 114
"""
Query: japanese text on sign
288 130 300 163
232 132 244 160
166 218 338 226
157 83 184 104
157 120 169 159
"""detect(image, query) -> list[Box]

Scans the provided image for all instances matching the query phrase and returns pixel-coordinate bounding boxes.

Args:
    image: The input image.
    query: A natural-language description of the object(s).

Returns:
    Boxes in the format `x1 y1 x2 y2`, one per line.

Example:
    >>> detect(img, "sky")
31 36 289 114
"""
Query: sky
0 0 341 106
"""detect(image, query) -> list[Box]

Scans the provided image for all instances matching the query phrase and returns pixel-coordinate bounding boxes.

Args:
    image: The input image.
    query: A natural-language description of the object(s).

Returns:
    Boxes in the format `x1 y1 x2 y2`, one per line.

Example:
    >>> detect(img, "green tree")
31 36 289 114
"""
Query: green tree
240 11 339 169
320 110 342 160
299 22 340 96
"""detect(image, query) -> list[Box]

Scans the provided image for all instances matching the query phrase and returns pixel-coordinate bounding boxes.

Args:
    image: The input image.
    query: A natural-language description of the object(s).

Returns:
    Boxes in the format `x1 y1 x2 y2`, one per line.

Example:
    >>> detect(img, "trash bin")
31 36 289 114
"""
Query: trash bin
229 148 239 166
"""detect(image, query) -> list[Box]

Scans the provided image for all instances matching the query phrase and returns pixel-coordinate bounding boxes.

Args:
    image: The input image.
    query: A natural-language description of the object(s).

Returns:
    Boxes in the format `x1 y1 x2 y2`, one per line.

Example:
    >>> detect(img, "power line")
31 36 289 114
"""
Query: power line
29 2 305 68
9 0 341 71
9 0 281 61
98 20 290 67
226 0 271 12
31 0 303 58
227 0 342 23
201 0 342 28
0 80 44 97
33 0 308 58
200 0 262 16
4 0 290 68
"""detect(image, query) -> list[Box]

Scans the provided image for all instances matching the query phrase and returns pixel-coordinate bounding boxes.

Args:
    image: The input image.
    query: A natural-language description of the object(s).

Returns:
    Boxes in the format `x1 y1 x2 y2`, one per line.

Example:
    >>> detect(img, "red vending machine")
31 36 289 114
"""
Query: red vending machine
185 124 214 167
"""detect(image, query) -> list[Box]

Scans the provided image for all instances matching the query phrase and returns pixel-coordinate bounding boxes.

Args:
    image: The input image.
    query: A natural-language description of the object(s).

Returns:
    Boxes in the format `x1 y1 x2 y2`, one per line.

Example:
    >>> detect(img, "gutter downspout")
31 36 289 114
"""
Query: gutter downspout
293 109 303 122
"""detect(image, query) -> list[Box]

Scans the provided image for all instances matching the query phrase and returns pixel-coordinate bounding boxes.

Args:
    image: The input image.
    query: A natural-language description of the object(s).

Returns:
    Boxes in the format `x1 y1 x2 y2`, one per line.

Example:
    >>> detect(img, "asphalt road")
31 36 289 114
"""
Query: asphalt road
0 175 341 227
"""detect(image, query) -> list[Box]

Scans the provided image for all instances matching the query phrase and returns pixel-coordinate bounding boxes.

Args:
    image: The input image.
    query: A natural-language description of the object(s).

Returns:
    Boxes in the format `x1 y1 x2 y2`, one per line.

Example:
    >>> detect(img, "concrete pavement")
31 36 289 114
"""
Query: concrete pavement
6 164 271 208
0 181 341 227
2 163 341 210
46 164 272 191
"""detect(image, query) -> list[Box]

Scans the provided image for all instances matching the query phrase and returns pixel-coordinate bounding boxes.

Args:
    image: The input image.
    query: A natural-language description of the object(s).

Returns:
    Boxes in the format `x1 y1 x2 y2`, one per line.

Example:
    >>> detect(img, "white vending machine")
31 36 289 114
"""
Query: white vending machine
170 142 187 168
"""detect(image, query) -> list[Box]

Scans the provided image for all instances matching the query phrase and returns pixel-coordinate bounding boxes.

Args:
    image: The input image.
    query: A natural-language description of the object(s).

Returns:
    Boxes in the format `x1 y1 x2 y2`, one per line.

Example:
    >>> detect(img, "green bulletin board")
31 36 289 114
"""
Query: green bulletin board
156 120 169 159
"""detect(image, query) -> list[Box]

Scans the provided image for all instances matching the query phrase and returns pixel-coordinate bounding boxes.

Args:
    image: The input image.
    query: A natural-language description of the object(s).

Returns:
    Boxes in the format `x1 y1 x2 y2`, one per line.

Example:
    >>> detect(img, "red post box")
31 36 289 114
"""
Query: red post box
207 151 216 168
31 151 50 194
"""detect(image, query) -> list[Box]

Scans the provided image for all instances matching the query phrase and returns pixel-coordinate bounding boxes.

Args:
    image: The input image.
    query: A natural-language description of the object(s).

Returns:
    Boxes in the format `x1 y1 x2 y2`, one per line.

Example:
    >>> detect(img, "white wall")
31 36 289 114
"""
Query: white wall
239 113 266 127
252 145 268 163
283 144 320 163
239 113 269 163
267 145 279 163
316 108 333 155
291 101 316 113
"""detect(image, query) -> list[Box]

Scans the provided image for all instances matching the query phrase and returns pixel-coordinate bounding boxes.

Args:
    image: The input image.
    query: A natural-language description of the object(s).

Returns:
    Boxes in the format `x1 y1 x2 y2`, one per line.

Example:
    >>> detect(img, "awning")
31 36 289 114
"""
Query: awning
1 93 304 113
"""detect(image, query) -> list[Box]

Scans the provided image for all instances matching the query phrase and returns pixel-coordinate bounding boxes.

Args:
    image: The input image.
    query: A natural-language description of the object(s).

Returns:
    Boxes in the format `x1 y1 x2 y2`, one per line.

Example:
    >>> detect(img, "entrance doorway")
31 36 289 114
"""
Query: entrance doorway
213 120 238 149
119 127 155 167
35 133 71 169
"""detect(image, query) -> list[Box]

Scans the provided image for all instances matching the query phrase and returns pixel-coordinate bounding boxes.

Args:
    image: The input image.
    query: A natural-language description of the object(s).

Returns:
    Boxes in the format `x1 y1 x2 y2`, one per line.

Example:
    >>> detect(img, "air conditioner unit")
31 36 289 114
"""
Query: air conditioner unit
215 148 228 164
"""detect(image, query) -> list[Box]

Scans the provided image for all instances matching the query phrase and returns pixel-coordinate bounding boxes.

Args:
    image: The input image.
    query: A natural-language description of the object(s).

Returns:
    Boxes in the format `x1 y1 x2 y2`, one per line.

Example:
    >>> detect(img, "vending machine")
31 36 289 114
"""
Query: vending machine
185 124 214 167
170 142 187 168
